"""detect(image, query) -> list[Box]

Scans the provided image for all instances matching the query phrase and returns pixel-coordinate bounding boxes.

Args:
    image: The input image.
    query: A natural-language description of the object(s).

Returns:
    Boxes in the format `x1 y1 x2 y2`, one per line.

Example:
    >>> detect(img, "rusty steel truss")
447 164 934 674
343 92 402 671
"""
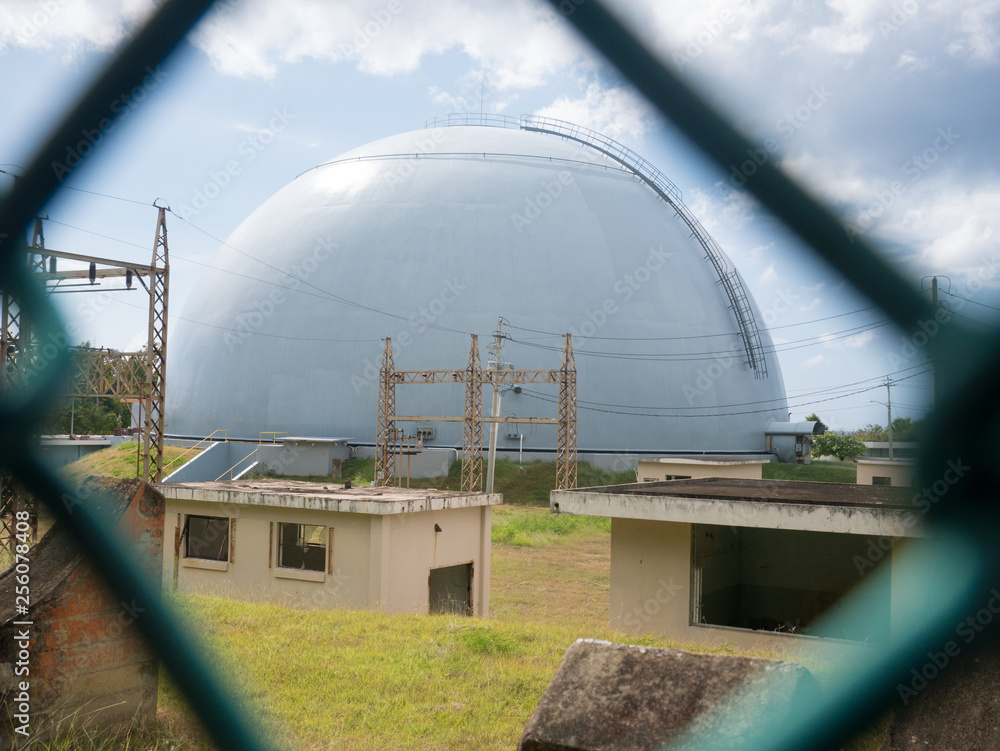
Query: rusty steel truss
374 333 577 491
0 210 169 549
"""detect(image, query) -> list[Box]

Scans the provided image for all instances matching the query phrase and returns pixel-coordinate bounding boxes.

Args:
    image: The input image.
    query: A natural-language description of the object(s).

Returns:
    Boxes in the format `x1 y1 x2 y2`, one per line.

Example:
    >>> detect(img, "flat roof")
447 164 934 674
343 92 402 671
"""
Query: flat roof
158 479 502 515
856 458 917 466
551 478 923 537
639 455 770 466
279 436 353 444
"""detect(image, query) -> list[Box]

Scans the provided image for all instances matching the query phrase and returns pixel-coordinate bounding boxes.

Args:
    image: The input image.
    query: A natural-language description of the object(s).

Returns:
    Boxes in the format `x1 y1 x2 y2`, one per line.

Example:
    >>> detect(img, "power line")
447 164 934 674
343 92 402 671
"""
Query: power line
941 289 1000 313
507 319 890 362
505 306 883 342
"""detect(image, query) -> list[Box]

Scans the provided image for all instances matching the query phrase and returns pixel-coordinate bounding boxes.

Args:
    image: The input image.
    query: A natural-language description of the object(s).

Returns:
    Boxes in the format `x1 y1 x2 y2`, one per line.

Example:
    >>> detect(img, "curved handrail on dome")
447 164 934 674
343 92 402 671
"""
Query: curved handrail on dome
519 114 768 379
424 113 522 130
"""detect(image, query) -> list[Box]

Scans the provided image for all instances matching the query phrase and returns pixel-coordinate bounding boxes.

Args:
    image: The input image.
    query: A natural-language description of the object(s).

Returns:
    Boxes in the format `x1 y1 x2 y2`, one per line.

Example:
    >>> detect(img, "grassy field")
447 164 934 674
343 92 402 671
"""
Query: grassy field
26 506 888 751
59 440 202 486
39 450 888 749
762 458 858 483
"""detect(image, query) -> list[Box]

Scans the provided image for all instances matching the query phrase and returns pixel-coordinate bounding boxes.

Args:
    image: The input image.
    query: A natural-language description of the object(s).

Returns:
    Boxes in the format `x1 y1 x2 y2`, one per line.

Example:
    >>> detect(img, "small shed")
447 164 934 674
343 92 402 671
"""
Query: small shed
856 458 916 488
636 455 769 483
551 478 922 650
159 480 501 616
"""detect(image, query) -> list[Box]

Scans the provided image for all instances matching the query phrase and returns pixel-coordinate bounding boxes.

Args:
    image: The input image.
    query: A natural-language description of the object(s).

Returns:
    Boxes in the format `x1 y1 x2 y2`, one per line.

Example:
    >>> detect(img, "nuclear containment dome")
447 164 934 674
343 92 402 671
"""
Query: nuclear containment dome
167 116 788 454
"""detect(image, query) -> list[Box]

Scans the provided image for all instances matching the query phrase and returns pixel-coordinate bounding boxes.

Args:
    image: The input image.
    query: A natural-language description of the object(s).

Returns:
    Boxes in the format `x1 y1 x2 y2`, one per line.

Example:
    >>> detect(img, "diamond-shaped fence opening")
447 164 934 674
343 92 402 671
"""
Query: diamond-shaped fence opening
0 1 995 750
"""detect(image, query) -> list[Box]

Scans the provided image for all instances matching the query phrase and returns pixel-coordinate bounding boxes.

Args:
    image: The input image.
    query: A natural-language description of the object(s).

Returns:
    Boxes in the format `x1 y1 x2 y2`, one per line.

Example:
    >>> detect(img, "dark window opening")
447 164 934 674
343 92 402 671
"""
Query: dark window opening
872 476 892 486
666 475 691 481
429 562 473 615
278 523 326 571
692 524 889 642
185 515 230 562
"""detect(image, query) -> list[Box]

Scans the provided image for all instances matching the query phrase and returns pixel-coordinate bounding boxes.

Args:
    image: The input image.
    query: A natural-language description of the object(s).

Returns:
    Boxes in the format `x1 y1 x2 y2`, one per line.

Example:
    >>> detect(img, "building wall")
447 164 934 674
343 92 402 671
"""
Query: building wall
163 500 491 616
610 517 890 651
0 478 163 740
857 461 915 488
636 461 763 483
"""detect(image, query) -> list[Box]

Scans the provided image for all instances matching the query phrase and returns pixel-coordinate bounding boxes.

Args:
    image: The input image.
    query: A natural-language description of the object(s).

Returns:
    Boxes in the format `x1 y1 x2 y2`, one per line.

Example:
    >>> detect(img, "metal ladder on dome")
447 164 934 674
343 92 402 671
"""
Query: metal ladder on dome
519 115 768 379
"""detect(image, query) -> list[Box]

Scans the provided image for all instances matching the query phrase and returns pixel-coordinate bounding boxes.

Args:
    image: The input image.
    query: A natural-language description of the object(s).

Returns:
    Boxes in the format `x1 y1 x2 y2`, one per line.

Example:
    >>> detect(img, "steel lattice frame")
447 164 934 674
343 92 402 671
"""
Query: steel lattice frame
462 334 483 492
374 334 577 492
143 206 170 483
374 338 397 486
556 334 577 491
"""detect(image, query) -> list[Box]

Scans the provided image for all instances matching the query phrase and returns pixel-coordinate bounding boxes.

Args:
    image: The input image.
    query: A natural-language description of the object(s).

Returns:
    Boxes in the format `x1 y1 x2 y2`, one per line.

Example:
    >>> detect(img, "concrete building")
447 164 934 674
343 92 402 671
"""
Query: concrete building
636 455 768 483
159 480 500 616
856 459 916 488
550 478 921 650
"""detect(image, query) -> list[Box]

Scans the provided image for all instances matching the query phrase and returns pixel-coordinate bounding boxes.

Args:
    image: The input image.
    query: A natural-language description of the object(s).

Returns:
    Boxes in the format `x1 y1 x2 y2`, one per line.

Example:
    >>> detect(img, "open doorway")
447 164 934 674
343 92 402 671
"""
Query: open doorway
429 562 473 615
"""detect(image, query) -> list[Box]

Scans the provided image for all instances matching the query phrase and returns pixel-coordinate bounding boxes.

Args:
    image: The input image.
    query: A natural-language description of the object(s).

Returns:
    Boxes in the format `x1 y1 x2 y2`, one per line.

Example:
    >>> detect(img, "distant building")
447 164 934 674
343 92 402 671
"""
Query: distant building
863 441 919 460
159 480 500 617
856 458 916 488
636 455 768 483
551 478 921 649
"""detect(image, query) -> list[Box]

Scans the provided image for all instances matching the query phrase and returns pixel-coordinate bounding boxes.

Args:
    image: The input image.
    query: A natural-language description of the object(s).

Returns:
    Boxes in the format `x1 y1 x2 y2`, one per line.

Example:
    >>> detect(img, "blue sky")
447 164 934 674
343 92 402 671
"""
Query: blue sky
2 0 998 431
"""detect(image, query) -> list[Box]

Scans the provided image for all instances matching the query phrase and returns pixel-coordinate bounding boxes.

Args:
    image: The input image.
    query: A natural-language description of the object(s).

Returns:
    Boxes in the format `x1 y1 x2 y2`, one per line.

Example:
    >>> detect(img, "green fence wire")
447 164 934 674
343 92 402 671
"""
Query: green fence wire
0 0 995 749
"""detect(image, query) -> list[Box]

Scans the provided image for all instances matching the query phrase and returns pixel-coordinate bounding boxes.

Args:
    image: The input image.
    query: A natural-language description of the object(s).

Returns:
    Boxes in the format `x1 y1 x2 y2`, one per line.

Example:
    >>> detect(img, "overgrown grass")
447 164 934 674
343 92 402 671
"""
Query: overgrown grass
58 441 201 486
763 459 857 483
491 505 610 546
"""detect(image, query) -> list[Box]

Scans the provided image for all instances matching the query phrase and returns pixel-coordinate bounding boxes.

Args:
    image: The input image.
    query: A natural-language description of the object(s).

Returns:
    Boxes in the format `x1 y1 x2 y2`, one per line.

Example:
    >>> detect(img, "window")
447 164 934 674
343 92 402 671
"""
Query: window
278 523 327 572
185 515 230 562
642 478 658 483
872 476 892 486
665 475 691 481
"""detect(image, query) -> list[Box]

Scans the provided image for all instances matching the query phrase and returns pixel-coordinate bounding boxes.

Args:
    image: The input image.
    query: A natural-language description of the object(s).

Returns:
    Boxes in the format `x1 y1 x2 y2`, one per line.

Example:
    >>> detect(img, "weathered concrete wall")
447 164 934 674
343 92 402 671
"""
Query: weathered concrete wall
0 477 164 742
857 459 915 487
164 498 492 616
518 639 820 751
636 460 763 482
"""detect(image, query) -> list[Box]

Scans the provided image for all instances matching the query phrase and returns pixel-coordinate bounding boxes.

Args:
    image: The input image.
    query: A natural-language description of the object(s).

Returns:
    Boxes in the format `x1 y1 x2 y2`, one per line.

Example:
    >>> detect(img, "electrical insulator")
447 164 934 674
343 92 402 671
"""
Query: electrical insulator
89 262 96 284
126 268 133 289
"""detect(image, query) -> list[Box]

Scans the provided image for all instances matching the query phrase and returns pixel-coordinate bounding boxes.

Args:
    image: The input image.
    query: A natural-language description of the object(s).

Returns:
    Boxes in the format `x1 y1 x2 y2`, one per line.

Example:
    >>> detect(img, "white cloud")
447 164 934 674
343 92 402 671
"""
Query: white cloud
760 262 778 284
800 297 822 311
947 0 1000 63
532 81 660 141
0 0 155 56
801 354 828 370
188 0 590 85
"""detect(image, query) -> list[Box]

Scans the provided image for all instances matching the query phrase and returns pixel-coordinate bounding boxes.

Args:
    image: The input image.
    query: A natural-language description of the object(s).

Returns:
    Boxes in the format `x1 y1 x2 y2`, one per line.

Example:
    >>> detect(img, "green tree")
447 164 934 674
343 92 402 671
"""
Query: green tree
854 423 886 442
812 432 868 462
39 396 133 435
805 413 828 434
890 416 923 442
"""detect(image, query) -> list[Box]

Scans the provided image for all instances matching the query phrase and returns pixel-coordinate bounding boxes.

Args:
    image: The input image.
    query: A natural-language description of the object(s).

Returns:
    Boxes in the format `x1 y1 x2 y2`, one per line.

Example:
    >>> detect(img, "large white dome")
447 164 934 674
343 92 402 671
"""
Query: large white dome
167 119 788 453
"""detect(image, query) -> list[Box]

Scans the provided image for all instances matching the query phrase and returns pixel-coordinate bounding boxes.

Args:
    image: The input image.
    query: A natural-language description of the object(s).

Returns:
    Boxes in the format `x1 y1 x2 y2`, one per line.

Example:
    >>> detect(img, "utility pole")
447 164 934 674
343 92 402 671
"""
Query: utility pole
885 376 894 460
486 318 506 494
930 276 940 406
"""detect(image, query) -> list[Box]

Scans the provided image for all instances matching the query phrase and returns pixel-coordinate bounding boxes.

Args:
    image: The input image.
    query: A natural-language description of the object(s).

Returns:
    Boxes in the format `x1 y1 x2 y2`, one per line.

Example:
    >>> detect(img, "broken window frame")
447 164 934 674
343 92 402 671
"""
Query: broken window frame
184 514 231 562
276 522 327 572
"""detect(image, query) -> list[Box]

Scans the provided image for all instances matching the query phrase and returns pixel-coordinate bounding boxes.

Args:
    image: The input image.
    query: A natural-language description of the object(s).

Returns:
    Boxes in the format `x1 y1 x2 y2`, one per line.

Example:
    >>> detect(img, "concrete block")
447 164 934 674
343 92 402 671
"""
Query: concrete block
518 639 819 751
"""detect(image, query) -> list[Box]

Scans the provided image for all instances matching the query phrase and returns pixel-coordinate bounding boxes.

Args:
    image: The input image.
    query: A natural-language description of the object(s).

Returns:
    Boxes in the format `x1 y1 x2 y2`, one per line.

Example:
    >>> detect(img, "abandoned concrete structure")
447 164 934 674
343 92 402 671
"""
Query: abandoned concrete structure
636 455 767 483
856 458 916 487
159 480 500 616
550 478 922 649
0 477 164 740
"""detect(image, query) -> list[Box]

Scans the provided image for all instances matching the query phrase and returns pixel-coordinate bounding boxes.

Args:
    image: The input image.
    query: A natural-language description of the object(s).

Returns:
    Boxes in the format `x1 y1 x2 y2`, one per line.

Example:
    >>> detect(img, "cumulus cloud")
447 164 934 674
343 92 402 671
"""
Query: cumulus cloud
0 0 154 56
800 354 828 370
532 81 660 141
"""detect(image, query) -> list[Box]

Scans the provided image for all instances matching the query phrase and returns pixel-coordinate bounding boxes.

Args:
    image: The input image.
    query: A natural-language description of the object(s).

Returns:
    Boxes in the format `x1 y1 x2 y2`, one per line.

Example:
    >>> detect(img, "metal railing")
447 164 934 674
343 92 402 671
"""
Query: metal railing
520 115 768 378
161 428 227 473
0 2 994 751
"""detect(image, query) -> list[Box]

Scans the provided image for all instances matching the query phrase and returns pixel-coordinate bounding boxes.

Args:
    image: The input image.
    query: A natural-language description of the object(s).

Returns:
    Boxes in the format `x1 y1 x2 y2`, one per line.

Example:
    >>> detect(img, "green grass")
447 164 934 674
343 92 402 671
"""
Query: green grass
763 459 857 483
491 505 610 546
59 441 201 486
